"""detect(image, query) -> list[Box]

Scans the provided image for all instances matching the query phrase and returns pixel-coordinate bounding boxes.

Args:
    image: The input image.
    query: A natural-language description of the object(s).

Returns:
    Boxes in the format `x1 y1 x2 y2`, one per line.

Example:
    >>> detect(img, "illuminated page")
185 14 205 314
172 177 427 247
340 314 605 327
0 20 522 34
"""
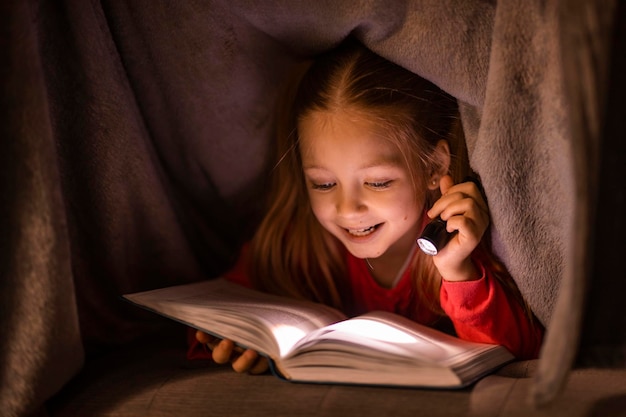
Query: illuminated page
281 310 513 387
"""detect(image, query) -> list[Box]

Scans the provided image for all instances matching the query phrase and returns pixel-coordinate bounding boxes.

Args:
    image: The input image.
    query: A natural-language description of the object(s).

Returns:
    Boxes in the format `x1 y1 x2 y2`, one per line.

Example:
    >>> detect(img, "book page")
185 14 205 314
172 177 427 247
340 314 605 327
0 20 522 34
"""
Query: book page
288 310 508 366
280 310 513 387
124 278 347 358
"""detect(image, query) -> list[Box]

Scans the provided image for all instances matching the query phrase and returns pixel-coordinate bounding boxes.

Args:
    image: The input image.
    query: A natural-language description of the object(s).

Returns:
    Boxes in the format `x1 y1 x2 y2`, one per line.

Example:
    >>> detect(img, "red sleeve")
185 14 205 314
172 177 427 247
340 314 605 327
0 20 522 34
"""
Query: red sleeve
221 244 253 288
186 327 213 360
186 244 253 361
439 260 544 360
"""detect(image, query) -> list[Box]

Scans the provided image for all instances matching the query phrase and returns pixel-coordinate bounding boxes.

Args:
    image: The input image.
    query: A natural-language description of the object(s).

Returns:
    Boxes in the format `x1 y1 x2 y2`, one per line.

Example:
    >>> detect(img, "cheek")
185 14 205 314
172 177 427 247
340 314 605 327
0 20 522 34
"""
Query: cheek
307 193 331 222
394 195 423 221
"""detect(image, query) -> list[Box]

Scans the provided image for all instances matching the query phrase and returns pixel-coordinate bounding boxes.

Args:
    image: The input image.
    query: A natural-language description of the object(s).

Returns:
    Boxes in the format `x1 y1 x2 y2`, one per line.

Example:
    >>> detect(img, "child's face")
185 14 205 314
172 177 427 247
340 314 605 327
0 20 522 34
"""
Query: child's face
299 109 425 261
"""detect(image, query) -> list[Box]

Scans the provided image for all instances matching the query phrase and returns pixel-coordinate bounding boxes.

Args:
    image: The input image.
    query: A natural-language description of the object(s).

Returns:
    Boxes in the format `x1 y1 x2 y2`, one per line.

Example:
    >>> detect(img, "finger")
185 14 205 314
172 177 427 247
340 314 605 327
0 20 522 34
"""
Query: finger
438 197 490 227
249 356 270 375
455 181 488 213
445 180 488 212
212 339 236 364
427 175 455 219
445 214 485 248
195 330 213 344
231 349 261 373
197 331 225 353
439 175 454 196
429 181 488 219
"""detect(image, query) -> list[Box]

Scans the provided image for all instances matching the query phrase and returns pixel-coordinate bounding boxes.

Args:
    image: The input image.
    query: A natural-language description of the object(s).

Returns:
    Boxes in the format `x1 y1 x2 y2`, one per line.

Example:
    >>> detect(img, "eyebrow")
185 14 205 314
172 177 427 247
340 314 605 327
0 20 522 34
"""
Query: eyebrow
303 156 403 171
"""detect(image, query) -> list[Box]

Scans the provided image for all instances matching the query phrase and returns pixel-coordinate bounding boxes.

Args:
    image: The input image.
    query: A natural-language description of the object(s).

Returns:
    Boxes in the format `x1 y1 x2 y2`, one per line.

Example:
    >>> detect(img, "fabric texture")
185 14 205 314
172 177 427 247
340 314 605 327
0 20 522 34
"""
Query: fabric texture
1 0 624 416
47 341 626 417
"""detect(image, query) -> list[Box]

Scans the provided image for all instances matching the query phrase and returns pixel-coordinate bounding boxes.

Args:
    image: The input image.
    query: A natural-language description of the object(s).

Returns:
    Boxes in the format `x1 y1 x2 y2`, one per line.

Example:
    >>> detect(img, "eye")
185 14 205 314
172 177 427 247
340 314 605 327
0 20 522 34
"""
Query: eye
366 180 393 189
310 181 336 191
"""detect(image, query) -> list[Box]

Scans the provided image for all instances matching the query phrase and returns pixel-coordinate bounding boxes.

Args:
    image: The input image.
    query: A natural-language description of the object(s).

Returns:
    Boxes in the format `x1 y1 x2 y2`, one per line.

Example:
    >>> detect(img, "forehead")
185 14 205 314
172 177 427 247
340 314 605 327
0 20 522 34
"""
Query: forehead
298 109 403 167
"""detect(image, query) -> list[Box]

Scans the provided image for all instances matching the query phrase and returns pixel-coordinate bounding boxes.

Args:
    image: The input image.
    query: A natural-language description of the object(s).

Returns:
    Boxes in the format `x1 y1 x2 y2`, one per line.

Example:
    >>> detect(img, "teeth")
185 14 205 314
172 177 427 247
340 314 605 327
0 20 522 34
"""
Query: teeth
347 226 376 237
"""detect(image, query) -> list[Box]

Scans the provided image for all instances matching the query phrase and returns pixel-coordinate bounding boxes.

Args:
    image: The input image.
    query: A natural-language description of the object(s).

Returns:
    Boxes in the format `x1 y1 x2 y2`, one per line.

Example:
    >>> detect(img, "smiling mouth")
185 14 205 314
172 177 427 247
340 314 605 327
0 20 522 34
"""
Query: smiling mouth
346 224 382 237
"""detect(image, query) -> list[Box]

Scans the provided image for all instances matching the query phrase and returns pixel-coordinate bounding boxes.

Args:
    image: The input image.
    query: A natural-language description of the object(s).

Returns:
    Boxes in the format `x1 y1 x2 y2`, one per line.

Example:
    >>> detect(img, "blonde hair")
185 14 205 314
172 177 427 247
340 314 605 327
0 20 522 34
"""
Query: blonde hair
247 40 525 320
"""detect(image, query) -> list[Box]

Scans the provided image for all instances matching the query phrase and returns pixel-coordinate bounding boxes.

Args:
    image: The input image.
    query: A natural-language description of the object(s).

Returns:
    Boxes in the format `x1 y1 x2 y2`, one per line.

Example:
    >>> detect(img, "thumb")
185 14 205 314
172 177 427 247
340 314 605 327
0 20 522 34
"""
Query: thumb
439 175 454 195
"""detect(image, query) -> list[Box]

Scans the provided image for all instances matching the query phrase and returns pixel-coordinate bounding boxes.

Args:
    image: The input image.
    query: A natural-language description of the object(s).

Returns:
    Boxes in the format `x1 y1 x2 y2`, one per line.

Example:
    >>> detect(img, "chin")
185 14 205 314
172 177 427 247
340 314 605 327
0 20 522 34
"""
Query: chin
343 244 385 260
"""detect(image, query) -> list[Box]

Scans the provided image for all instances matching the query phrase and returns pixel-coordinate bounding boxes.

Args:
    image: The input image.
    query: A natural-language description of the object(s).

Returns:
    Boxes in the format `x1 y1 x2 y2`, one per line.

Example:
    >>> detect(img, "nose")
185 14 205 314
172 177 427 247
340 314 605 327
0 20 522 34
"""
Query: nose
336 186 367 218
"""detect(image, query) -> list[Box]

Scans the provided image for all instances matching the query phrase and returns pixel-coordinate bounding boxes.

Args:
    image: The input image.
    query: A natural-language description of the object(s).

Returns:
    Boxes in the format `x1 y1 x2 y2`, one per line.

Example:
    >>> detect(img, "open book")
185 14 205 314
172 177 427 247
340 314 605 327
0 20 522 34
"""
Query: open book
124 278 514 388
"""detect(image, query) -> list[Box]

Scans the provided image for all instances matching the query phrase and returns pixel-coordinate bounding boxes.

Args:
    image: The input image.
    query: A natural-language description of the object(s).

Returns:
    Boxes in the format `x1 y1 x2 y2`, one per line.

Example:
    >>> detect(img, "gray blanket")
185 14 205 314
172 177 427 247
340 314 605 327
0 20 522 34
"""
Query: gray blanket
1 1 623 416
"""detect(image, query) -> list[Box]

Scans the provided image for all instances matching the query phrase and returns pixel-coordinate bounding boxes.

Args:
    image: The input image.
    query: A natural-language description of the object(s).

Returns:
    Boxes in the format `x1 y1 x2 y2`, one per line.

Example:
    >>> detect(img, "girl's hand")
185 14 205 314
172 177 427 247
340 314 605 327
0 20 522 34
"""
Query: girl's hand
427 175 490 282
196 330 269 374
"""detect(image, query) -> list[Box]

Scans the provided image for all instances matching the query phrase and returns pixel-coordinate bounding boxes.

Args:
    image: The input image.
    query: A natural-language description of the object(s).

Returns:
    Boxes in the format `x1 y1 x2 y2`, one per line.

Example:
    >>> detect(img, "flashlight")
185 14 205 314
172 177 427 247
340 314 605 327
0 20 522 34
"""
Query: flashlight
416 217 455 256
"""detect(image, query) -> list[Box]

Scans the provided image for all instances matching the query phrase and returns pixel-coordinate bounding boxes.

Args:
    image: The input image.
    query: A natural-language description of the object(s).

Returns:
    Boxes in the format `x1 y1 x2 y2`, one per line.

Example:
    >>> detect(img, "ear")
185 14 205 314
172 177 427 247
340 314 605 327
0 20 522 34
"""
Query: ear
427 140 451 190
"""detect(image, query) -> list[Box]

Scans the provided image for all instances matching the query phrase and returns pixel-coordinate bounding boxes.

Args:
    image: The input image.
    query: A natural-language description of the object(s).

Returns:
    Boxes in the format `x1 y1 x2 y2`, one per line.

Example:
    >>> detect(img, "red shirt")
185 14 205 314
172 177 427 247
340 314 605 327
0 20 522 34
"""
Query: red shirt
188 245 543 361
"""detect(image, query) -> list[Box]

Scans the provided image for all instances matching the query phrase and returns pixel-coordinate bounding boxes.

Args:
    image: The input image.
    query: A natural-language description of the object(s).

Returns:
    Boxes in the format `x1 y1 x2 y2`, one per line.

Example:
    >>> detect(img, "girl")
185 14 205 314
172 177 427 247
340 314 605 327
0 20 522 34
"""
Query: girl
190 40 543 374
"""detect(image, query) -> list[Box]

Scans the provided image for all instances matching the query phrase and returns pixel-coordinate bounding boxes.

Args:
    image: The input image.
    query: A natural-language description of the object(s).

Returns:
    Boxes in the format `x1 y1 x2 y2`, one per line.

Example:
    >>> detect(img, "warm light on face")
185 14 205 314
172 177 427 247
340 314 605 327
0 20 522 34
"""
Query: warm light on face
298 109 424 263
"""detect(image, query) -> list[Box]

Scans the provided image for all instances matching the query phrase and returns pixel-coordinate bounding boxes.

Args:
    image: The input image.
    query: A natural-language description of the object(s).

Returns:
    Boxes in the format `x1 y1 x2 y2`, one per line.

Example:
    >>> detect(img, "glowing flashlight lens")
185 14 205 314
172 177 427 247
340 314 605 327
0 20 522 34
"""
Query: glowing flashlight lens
416 238 438 256
416 218 454 256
